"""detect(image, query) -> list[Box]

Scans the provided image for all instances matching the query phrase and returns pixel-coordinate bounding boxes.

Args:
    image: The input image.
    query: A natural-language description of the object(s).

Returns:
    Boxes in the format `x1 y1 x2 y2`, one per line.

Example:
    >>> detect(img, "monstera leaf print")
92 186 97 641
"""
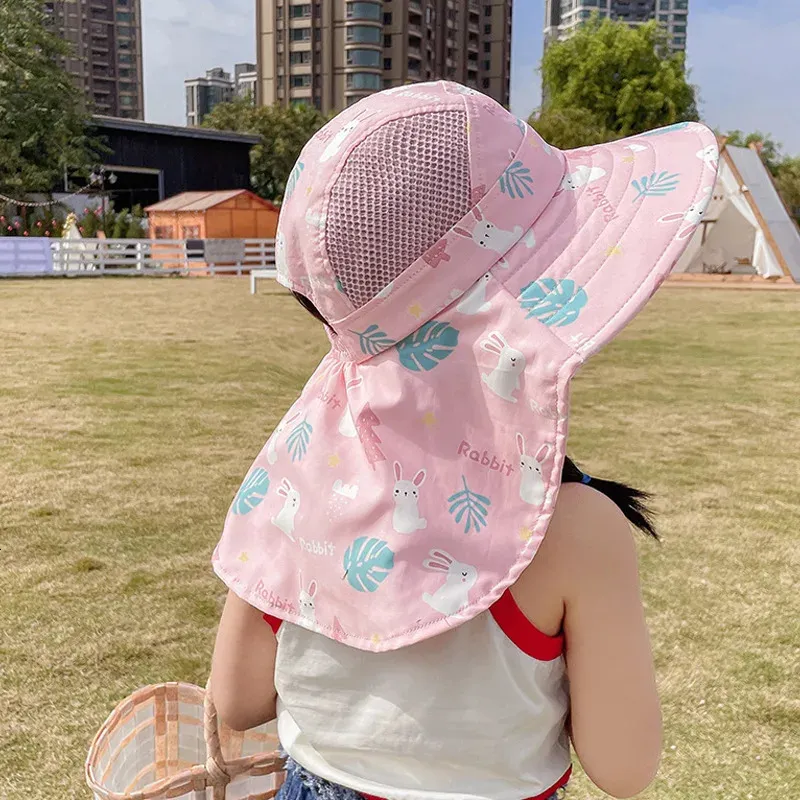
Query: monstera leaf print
285 161 304 200
343 537 395 592
500 161 534 199
351 324 396 356
632 171 680 201
519 279 588 327
639 122 690 137
286 418 313 462
232 467 270 515
448 476 491 534
396 320 460 372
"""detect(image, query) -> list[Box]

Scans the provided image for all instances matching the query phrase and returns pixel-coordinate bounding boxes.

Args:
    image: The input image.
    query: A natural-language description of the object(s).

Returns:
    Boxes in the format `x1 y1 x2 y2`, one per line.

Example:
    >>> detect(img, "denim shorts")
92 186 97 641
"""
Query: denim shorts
277 756 563 800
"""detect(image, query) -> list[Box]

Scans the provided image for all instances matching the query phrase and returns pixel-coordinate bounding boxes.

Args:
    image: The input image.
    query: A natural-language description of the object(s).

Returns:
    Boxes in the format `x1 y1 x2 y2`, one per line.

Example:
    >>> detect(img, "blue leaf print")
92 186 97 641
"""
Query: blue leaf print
285 161 304 200
350 324 396 356
286 418 313 462
519 278 588 327
515 117 527 137
343 537 395 592
396 320 460 372
447 476 491 534
631 171 680 202
232 467 270 515
500 161 535 199
639 122 690 137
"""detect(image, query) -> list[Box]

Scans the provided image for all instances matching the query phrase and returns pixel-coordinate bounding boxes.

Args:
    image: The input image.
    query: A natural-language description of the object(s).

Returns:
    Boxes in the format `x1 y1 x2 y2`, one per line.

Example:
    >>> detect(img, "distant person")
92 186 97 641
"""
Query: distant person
210 82 718 800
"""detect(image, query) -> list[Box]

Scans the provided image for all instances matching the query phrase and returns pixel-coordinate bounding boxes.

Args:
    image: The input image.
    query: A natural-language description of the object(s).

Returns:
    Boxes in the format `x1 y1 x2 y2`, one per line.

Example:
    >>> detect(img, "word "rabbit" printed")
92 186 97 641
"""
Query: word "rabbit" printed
422 549 478 617
517 434 549 506
454 207 522 254
481 331 526 403
392 462 428 534
272 478 300 541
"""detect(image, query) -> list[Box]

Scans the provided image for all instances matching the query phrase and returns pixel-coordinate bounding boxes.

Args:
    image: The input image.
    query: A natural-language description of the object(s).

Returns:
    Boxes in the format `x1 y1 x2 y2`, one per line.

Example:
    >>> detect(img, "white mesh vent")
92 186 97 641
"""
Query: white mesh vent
326 110 472 308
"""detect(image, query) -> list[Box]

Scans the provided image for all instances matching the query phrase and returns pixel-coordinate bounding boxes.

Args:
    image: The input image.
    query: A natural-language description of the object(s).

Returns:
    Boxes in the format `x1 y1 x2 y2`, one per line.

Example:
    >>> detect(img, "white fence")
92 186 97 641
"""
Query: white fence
0 238 276 278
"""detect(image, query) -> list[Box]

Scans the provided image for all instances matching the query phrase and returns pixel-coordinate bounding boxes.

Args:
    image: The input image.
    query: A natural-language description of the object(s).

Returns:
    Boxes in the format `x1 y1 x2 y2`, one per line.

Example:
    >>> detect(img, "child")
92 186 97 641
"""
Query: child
210 82 718 800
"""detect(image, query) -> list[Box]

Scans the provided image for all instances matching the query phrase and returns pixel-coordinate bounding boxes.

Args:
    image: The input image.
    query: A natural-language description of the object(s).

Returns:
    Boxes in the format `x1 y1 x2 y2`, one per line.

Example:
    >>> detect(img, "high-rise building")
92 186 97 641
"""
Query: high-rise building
256 1 512 115
44 0 144 119
544 0 689 54
185 64 258 127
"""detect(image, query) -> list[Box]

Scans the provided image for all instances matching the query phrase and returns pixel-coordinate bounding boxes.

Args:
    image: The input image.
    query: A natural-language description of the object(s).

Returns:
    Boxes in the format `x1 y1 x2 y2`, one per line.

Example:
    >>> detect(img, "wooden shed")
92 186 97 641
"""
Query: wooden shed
145 190 279 240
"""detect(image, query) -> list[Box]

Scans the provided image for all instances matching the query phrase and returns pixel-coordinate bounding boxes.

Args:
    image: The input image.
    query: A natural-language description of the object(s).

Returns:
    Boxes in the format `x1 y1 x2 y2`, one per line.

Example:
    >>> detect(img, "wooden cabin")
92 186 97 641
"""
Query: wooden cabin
145 190 279 240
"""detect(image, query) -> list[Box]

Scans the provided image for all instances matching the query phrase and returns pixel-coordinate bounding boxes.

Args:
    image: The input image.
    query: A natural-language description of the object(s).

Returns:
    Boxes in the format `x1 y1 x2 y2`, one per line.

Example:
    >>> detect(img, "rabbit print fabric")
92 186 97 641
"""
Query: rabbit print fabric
213 82 719 652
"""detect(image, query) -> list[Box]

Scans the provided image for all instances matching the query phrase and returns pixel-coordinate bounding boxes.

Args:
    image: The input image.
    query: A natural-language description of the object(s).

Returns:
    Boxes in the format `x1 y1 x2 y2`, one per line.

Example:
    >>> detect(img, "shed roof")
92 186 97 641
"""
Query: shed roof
145 190 278 213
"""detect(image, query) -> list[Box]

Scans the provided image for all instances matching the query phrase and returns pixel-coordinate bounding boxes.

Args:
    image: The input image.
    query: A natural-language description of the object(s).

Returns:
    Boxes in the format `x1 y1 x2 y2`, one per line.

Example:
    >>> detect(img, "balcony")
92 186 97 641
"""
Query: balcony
408 22 422 37
407 58 421 77
409 0 422 10
468 20 479 34
408 44 422 58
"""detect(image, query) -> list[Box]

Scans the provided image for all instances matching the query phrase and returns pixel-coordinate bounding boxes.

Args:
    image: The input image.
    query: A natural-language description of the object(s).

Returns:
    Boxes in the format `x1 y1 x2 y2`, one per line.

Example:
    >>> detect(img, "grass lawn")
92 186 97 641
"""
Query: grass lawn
1 278 798 800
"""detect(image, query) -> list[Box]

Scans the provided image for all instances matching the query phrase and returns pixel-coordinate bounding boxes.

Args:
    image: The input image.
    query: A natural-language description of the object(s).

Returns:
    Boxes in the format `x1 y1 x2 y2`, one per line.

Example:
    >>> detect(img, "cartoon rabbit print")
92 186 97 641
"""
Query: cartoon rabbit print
272 478 300 541
298 572 318 629
457 272 492 315
481 331 526 403
392 462 428 534
338 377 363 438
422 550 478 617
319 112 373 163
658 187 713 241
517 434 549 506
454 208 522 254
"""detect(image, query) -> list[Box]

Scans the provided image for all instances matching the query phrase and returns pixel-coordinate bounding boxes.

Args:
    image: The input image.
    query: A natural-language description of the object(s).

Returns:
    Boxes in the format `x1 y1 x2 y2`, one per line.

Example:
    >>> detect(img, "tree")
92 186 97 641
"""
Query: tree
0 0 95 195
774 158 800 223
532 16 698 149
203 99 330 201
722 130 783 175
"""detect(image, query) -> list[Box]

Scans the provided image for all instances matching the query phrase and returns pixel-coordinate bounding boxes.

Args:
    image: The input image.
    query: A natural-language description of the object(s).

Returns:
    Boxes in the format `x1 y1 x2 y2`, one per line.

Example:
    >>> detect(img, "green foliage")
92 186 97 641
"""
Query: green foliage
0 0 96 195
722 130 783 175
202 99 330 201
532 16 698 148
774 158 800 223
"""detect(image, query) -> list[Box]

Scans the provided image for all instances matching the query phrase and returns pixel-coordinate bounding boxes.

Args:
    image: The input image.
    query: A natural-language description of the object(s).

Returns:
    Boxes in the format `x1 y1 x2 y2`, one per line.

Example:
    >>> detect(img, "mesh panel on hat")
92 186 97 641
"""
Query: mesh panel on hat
326 109 471 308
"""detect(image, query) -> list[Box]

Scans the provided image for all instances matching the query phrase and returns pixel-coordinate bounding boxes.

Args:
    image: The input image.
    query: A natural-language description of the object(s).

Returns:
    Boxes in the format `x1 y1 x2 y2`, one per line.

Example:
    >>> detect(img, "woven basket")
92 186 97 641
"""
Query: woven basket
86 682 286 800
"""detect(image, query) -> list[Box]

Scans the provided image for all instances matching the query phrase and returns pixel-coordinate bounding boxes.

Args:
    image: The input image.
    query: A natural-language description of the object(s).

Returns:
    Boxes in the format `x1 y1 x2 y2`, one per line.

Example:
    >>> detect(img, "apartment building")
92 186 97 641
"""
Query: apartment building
544 0 689 54
44 0 144 119
256 1 513 114
185 64 259 127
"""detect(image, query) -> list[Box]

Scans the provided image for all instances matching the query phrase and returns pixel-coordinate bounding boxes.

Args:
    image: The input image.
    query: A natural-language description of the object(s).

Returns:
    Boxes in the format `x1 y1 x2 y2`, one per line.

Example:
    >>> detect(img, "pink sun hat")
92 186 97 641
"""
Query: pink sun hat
213 81 719 652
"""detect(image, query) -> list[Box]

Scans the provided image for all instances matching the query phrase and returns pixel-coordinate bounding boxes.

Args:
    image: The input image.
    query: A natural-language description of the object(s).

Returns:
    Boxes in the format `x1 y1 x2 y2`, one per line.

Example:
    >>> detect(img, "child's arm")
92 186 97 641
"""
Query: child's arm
210 590 278 731
559 486 662 798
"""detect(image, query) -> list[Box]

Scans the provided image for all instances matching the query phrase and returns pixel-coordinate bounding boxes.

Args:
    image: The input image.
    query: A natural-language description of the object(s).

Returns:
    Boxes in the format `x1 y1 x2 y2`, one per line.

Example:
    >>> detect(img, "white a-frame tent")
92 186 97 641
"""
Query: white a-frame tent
672 142 800 282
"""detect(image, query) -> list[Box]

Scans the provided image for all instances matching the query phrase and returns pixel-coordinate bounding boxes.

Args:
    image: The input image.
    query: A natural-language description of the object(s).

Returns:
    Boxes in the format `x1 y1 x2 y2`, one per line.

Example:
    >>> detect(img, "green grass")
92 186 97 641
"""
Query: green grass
1 279 798 799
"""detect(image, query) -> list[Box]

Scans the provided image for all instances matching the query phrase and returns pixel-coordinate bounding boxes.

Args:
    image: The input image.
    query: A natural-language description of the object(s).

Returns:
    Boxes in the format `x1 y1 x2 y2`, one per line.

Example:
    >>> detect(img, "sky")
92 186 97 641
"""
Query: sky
143 0 800 155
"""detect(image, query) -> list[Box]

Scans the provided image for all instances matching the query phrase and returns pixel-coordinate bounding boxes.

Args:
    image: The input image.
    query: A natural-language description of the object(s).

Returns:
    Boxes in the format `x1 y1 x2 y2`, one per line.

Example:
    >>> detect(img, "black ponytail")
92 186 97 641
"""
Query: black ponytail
292 292 658 540
562 456 658 540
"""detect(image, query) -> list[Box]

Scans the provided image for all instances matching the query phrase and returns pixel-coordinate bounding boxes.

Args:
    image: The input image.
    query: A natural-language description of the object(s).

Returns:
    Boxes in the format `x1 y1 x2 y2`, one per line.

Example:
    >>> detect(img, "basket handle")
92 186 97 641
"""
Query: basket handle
204 679 232 800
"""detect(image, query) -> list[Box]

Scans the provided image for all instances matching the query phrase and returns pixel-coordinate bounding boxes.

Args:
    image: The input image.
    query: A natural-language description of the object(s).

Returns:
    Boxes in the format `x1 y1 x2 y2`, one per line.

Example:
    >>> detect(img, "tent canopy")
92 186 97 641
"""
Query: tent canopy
673 142 800 282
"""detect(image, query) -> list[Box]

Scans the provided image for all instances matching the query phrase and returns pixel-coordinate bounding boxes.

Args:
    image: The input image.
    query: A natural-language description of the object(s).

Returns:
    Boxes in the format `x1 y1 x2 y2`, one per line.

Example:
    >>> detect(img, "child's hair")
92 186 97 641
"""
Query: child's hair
292 291 657 540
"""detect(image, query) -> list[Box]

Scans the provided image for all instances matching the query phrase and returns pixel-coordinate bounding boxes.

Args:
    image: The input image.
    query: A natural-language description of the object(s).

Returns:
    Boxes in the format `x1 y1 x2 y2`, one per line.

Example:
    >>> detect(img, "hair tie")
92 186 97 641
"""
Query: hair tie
581 473 592 485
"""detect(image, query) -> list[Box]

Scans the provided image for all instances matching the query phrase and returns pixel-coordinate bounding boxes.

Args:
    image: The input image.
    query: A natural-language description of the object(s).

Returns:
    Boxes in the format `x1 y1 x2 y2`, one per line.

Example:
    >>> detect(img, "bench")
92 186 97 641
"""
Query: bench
250 268 278 295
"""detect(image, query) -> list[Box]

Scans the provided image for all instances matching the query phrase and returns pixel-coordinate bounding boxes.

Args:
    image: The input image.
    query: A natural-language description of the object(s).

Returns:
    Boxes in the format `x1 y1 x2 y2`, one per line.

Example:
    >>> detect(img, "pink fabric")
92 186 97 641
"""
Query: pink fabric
214 81 718 652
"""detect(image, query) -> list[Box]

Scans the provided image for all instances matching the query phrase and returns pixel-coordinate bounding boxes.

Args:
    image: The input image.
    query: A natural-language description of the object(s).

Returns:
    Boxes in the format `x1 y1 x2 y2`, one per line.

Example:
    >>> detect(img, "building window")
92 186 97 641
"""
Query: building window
290 50 311 64
120 96 134 106
291 74 312 87
346 2 382 21
347 72 382 91
182 225 201 239
289 4 311 18
673 35 686 47
289 27 311 42
484 6 491 16
383 12 392 24
347 48 382 67
482 78 490 89
672 24 686 34
116 11 132 22
673 0 688 9
346 25 382 44
384 34 392 47
277 6 283 19
426 7 433 24
291 98 311 107
154 226 174 239
482 59 491 70
484 24 491 35
484 41 491 53
384 57 392 70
